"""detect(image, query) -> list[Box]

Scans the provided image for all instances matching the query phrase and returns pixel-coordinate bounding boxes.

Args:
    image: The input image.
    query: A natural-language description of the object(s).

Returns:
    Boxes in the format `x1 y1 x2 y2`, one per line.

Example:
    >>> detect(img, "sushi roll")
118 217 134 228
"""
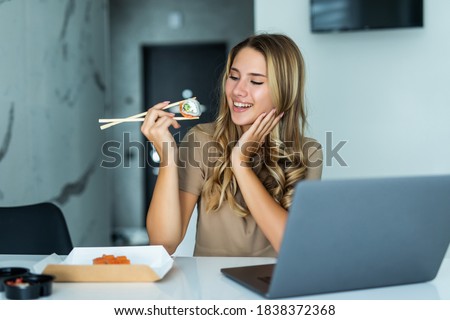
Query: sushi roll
179 99 201 118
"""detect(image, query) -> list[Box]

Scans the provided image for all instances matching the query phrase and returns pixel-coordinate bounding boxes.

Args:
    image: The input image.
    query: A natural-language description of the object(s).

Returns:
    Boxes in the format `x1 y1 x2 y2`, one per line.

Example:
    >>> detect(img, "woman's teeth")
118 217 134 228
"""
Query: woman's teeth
234 102 253 108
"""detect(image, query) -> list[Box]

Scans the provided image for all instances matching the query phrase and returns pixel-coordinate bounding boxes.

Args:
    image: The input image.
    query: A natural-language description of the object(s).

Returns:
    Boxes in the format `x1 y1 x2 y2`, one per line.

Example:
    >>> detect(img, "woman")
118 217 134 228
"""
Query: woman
141 34 323 257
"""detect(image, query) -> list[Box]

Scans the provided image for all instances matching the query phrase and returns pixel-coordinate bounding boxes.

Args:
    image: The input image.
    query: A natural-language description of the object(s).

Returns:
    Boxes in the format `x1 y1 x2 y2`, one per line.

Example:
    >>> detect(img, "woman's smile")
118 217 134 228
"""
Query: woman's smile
225 47 274 131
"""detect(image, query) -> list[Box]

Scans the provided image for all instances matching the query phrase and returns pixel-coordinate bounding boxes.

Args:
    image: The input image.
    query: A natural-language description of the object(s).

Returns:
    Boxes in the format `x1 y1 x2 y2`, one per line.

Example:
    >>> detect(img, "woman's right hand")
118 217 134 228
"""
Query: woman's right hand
140 101 181 163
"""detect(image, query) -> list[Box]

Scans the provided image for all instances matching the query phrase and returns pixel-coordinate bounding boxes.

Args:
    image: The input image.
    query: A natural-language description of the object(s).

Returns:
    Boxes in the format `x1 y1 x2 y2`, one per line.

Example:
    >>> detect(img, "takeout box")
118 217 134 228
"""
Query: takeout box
42 245 173 282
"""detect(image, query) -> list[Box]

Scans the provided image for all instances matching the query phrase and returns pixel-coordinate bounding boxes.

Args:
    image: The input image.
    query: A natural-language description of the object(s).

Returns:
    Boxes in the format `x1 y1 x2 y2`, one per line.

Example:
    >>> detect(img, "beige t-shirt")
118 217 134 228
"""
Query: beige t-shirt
178 123 323 257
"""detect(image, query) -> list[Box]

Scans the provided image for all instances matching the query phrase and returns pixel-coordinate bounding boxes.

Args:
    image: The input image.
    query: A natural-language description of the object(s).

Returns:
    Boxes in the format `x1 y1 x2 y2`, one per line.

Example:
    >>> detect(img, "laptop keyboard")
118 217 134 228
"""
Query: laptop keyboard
257 276 272 284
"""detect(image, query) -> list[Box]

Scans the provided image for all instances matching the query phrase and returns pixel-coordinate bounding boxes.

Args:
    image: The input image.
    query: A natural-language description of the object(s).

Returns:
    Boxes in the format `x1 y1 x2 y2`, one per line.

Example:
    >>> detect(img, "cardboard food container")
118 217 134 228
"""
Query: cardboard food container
42 245 173 282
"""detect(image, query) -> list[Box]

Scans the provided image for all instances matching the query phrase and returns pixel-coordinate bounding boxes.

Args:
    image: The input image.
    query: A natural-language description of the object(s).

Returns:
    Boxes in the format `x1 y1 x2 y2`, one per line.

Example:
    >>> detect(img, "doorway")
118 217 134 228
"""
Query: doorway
142 43 227 220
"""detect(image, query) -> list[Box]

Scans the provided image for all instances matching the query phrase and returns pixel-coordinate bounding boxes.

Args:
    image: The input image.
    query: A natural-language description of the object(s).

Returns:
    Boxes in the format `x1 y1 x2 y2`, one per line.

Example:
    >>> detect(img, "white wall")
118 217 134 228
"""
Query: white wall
255 0 450 180
0 0 112 246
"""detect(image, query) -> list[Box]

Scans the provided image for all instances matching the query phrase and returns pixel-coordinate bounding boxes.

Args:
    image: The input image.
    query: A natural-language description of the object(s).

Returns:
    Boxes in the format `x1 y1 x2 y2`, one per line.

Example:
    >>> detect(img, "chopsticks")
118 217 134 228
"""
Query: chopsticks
99 97 197 130
98 117 199 123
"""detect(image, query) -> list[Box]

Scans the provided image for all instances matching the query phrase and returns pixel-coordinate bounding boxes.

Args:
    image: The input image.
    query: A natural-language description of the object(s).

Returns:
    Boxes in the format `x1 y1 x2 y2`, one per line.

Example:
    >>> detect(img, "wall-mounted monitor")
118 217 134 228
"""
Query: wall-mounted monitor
310 0 423 33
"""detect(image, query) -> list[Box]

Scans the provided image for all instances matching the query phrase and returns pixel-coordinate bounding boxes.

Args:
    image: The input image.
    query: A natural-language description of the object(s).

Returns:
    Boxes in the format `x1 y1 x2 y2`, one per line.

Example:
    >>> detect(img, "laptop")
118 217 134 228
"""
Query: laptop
221 175 450 299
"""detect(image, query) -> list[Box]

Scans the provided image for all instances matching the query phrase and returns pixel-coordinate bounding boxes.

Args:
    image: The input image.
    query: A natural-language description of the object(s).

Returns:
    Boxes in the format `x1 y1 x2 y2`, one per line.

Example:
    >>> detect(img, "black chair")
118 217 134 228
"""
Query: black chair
0 202 73 255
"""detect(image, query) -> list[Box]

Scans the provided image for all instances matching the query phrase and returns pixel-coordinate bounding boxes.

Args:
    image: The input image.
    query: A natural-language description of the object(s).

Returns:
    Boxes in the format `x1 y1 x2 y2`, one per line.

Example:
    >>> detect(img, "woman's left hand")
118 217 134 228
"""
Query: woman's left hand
231 109 284 169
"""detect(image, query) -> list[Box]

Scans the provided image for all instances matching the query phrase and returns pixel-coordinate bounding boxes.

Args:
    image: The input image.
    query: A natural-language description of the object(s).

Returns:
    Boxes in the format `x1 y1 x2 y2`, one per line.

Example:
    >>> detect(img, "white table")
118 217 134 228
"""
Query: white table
1 255 449 300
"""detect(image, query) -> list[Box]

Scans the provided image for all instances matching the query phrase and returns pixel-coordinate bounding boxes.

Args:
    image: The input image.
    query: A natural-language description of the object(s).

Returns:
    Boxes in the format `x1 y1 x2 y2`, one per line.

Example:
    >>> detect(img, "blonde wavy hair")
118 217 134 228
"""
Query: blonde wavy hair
202 34 308 217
